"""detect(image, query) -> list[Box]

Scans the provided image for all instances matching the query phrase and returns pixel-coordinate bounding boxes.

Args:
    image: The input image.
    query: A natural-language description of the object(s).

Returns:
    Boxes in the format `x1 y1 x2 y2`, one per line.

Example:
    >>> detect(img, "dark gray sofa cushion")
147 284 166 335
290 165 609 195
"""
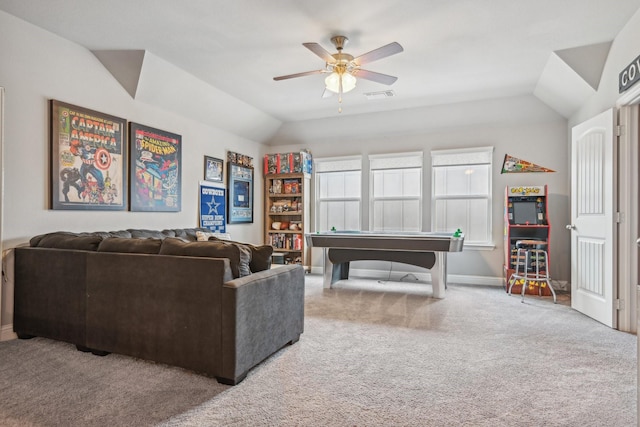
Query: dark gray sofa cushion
93 230 133 239
98 237 163 254
159 237 242 278
31 232 103 251
128 229 168 239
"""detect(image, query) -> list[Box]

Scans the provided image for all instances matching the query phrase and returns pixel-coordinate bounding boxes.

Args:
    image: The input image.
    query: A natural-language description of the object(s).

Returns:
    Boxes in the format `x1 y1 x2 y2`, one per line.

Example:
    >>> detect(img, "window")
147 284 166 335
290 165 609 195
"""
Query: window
314 156 361 232
431 147 493 246
369 152 422 232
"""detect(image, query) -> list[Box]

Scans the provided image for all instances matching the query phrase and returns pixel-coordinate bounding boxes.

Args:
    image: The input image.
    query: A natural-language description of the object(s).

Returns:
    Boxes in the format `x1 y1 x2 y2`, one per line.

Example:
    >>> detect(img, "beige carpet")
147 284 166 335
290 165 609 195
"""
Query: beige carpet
0 274 635 426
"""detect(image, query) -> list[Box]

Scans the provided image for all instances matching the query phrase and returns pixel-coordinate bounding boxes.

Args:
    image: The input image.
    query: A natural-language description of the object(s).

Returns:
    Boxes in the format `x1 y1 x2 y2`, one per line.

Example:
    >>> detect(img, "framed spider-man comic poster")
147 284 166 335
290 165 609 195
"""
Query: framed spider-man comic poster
50 100 127 210
129 122 182 212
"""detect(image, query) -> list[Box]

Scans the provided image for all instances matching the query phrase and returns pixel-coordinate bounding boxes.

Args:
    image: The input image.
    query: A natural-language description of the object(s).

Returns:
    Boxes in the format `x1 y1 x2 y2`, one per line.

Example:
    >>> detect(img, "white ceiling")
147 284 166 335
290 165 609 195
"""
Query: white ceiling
1 0 639 125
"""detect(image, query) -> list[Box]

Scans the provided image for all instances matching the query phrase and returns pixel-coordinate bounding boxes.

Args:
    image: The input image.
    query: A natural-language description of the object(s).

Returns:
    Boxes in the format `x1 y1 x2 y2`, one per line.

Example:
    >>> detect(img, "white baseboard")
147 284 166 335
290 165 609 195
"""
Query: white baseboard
308 266 504 287
1 324 16 341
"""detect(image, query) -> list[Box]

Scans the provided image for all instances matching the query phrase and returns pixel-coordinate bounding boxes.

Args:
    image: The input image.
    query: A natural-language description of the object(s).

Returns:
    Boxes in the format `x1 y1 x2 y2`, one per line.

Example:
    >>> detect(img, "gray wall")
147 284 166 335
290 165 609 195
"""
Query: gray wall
570 8 640 127
272 108 569 283
0 12 272 328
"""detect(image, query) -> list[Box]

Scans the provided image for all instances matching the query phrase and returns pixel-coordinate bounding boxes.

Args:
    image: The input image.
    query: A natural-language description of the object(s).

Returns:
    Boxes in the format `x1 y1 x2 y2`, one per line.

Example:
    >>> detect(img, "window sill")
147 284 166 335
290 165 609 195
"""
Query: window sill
461 243 496 251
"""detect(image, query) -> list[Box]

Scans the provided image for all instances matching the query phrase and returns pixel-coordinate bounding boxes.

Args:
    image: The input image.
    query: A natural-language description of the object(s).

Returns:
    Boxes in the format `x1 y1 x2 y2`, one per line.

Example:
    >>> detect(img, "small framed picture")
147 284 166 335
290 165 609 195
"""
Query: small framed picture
227 163 253 224
204 156 224 182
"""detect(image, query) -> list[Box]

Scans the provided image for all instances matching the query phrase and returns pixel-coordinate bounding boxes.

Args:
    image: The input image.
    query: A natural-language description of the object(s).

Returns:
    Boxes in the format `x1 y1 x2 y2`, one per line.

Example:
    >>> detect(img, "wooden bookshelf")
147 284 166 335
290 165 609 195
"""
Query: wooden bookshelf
264 173 310 270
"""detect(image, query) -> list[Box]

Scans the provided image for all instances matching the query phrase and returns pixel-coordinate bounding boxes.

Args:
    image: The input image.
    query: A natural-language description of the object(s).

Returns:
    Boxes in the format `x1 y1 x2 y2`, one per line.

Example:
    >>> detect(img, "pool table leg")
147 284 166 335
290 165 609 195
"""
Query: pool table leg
323 248 351 288
431 252 447 299
323 248 332 288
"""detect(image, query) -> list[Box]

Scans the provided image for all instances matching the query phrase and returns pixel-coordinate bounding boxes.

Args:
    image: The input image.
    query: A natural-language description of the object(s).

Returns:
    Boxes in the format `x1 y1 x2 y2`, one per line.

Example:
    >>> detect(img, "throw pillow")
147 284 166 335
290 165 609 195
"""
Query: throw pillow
196 230 216 241
206 236 273 273
196 230 232 241
248 244 274 272
234 243 252 277
98 237 162 254
159 237 241 278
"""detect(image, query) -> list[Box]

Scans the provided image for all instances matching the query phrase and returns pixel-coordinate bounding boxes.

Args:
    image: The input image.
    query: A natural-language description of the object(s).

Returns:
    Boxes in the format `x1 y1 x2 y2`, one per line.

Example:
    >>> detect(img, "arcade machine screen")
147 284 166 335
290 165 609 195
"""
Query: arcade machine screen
512 201 538 225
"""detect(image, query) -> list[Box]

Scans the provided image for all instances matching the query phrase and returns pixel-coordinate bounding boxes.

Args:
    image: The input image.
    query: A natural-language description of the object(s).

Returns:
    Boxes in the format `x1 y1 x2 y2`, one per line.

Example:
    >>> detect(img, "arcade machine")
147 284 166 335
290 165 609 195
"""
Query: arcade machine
503 185 553 296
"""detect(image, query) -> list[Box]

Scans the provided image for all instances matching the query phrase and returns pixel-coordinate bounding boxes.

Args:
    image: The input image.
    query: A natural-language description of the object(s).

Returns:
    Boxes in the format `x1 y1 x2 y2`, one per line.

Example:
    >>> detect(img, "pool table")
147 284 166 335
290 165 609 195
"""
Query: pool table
305 231 465 298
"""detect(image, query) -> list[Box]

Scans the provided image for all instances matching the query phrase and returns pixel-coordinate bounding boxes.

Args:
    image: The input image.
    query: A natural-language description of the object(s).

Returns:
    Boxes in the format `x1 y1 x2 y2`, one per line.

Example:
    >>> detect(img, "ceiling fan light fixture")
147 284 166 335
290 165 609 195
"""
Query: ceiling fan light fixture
325 72 356 93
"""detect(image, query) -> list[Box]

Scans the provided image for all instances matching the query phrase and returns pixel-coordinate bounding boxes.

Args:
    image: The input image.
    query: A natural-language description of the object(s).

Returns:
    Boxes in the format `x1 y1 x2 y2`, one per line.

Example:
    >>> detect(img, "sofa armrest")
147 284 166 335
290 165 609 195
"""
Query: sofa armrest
219 264 305 384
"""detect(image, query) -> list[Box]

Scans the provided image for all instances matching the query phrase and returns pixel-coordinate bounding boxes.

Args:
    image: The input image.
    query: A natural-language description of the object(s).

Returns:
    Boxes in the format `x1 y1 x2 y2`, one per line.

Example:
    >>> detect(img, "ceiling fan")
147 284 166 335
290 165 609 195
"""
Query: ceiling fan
273 35 404 112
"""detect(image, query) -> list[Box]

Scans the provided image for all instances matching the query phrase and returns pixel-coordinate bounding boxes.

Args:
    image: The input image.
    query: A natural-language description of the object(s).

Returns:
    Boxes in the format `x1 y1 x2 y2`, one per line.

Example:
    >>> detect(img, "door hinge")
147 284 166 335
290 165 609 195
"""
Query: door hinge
616 212 624 223
615 299 624 310
617 125 625 136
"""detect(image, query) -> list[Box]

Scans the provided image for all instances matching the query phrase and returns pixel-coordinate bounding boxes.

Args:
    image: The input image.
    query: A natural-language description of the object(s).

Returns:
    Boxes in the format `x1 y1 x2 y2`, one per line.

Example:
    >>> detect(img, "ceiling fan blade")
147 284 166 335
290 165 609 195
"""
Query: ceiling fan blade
352 69 398 85
273 70 326 81
303 42 336 63
352 42 404 66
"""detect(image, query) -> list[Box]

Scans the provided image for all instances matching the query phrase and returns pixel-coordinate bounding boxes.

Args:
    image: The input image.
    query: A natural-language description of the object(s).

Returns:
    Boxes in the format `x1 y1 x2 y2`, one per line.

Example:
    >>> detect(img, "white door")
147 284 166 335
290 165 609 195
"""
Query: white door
569 108 616 328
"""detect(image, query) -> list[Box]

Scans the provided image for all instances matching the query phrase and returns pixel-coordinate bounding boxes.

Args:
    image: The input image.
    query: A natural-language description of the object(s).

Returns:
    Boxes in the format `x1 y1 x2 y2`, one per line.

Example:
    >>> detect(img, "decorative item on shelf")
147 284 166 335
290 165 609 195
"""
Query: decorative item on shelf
283 179 300 194
289 221 301 231
270 179 283 194
271 200 288 213
227 151 253 168
263 150 312 175
271 222 281 230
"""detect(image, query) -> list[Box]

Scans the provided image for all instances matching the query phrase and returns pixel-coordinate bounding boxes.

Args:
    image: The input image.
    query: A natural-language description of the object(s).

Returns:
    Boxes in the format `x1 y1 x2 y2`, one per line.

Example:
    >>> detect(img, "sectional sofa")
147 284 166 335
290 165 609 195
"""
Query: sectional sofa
13 228 305 385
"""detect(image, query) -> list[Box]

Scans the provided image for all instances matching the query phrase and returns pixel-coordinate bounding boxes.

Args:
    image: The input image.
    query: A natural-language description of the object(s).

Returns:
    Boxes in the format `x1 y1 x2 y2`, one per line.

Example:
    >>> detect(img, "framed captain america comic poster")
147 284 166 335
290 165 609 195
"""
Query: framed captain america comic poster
50 100 127 210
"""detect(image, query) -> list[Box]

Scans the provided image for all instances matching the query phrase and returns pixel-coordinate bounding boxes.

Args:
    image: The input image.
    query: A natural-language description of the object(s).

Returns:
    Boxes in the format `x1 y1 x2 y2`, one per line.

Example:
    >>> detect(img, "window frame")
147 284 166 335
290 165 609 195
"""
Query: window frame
368 152 423 232
314 155 362 232
431 146 494 248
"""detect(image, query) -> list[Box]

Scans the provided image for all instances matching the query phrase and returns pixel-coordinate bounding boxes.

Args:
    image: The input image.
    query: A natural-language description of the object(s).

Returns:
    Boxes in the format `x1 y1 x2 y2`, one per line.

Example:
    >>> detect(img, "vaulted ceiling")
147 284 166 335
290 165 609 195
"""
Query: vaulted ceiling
1 0 639 143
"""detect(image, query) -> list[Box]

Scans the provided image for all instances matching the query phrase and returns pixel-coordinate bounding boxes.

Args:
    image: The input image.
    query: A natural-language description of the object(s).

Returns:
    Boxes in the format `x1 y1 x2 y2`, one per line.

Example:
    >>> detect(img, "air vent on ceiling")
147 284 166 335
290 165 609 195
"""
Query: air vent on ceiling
364 90 396 100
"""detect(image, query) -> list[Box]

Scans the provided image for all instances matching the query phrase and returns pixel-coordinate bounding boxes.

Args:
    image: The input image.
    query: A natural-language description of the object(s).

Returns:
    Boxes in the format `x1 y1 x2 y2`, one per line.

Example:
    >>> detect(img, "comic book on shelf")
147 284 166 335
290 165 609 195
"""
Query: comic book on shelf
263 150 312 175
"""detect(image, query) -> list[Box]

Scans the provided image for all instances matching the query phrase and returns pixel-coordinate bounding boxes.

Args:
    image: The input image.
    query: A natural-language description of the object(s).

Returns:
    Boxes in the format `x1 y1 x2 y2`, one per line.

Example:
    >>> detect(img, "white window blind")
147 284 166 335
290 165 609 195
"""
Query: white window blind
431 147 493 245
314 156 362 232
369 152 422 232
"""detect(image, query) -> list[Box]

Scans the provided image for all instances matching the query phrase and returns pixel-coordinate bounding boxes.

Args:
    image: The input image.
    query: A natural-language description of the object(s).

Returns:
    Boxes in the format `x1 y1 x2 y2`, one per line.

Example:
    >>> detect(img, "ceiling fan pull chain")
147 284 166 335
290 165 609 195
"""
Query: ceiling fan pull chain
338 74 344 113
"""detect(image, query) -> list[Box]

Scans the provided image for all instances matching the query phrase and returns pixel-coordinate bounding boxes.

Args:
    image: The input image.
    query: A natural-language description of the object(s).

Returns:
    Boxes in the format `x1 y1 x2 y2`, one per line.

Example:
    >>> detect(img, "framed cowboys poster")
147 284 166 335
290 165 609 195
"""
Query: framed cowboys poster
50 100 127 210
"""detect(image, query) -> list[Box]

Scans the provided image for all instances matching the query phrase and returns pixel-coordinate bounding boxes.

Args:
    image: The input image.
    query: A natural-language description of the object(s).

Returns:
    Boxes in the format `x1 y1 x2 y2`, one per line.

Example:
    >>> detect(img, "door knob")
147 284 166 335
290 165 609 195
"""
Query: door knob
636 238 640 247
566 224 576 230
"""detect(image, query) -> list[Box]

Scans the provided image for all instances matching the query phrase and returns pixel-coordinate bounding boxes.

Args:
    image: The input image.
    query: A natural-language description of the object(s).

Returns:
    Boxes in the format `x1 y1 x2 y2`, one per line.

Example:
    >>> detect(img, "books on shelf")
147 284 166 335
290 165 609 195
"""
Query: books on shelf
269 233 303 251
